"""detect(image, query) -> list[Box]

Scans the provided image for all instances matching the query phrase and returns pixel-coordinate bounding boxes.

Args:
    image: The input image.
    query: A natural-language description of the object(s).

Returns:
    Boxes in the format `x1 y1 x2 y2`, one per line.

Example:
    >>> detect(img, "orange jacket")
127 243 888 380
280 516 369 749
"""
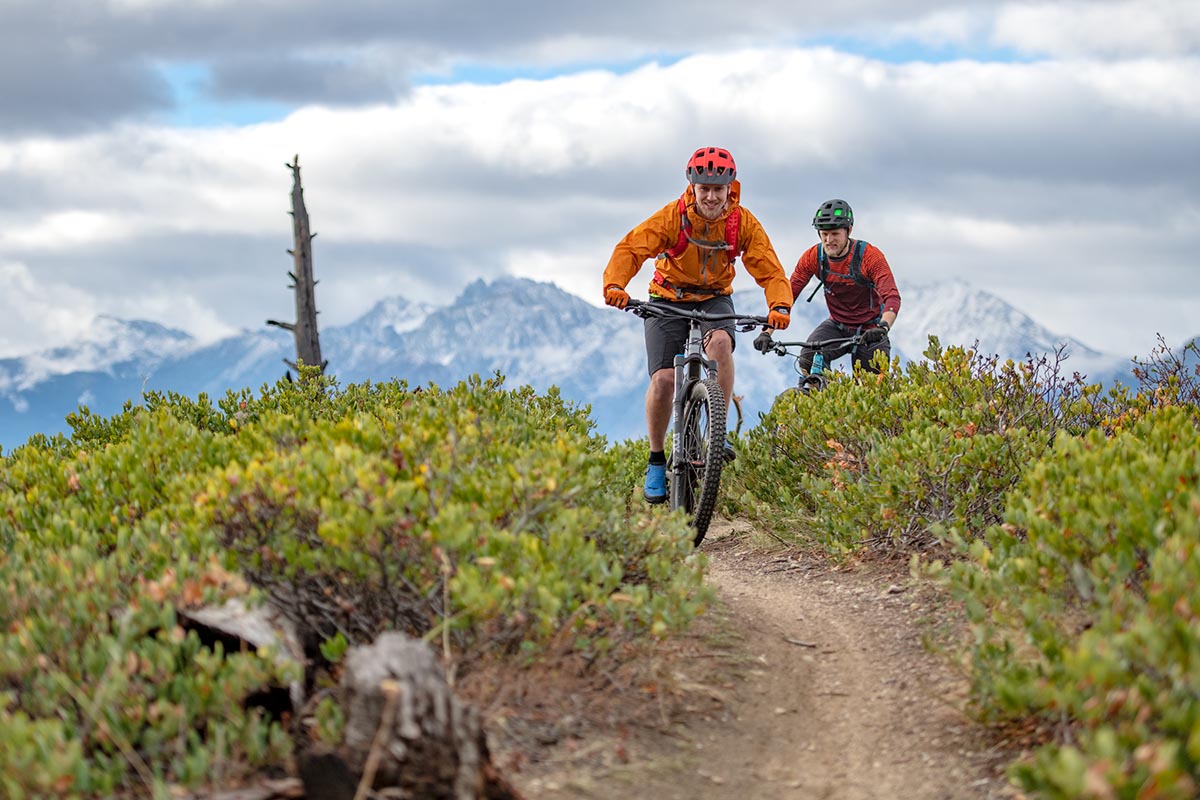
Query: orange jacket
603 181 792 311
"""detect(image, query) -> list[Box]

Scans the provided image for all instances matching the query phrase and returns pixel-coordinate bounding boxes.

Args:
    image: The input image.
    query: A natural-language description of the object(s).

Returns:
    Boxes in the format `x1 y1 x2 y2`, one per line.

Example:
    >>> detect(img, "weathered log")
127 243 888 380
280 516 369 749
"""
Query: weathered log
182 777 305 800
177 598 306 715
298 632 521 800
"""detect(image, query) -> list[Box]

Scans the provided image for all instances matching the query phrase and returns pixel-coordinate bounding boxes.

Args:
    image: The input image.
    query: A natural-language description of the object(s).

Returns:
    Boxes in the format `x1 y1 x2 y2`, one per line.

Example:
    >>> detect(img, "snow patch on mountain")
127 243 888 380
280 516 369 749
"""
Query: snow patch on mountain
0 275 1187 450
900 280 1126 380
0 316 197 393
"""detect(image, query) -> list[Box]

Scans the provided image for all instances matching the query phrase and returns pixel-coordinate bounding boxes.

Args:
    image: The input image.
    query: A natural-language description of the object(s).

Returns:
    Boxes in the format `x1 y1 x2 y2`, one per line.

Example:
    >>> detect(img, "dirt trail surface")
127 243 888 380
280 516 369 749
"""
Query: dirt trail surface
493 519 1022 800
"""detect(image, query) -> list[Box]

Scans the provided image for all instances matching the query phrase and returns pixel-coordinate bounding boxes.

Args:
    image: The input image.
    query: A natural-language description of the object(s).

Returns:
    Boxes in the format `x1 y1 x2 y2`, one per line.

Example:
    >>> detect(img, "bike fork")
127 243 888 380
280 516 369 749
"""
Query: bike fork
669 349 714 506
669 361 690 506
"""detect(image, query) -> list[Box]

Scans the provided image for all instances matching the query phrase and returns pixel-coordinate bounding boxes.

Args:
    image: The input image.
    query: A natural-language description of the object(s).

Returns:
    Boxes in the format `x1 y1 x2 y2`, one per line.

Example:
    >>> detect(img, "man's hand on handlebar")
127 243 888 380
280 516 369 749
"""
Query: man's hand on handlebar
753 329 776 354
861 320 890 344
604 285 630 309
767 306 791 331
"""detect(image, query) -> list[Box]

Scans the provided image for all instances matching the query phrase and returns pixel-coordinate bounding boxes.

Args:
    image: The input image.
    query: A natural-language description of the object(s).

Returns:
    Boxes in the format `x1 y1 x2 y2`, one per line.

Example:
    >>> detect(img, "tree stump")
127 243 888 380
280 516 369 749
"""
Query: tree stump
298 632 521 800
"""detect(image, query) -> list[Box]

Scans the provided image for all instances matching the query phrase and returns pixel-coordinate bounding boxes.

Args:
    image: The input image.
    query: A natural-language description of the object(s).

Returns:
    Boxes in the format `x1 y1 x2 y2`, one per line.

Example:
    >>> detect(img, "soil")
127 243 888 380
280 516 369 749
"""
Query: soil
480 517 1027 800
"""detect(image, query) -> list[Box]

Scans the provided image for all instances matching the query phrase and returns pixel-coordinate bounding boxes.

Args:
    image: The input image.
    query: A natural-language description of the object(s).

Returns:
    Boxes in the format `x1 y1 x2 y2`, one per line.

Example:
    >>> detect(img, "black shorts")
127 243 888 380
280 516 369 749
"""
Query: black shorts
644 295 737 376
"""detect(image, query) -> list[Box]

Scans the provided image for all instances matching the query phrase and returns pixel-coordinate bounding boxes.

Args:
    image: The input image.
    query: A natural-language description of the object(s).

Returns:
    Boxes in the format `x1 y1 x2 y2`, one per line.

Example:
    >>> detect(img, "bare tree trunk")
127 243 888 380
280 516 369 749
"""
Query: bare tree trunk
267 155 327 375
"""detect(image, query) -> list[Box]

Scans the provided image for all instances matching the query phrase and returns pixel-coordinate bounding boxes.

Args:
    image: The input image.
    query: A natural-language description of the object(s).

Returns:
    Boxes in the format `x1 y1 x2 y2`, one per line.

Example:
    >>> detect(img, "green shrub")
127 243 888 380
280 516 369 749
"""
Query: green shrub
0 411 293 796
0 371 707 795
733 339 1107 553
945 406 1200 797
1131 336 1200 412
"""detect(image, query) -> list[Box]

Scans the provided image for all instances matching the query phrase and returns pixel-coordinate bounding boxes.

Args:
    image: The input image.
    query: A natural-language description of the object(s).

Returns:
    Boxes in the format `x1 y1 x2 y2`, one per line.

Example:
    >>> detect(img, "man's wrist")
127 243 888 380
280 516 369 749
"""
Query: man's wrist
878 319 890 331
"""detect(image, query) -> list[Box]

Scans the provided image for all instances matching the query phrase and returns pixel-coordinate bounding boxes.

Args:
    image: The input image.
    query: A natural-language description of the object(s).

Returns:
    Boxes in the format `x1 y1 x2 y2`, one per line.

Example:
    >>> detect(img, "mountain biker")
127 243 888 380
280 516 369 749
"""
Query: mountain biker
603 146 793 504
772 198 901 377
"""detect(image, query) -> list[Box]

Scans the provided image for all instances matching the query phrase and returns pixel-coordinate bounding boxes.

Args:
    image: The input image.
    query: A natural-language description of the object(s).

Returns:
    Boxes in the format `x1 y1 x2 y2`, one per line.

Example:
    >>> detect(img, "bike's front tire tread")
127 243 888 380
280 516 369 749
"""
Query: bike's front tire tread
678 377 726 546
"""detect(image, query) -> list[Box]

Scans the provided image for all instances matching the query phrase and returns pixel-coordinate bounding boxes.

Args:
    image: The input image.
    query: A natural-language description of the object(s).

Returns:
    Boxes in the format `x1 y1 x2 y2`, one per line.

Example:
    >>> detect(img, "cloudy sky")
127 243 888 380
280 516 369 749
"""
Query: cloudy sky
1 0 1197 361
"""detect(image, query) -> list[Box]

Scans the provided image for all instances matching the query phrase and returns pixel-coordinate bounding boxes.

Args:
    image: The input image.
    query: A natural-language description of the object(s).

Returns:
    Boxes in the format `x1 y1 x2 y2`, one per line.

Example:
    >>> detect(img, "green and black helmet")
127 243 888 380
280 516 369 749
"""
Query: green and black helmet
812 199 854 230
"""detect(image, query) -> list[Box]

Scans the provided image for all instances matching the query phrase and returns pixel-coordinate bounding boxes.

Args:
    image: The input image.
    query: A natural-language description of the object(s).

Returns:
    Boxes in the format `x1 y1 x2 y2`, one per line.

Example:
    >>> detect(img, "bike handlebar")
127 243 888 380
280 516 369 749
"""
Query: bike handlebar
754 329 865 356
623 298 770 331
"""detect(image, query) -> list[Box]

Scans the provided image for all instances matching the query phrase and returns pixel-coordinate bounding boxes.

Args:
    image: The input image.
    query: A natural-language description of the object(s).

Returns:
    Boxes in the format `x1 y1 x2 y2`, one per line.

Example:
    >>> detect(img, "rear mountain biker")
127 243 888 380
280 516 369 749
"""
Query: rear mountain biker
603 146 793 504
770 198 902 378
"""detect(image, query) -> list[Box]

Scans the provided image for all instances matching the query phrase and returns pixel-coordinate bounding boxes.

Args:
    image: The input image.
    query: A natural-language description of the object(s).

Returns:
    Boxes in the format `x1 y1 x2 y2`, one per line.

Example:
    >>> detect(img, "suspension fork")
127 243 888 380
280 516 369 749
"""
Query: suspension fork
672 323 716 465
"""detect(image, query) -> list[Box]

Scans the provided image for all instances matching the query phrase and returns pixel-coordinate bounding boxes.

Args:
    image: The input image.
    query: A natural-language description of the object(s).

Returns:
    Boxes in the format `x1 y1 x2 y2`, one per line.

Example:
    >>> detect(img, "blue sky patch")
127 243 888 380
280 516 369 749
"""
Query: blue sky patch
155 62 292 128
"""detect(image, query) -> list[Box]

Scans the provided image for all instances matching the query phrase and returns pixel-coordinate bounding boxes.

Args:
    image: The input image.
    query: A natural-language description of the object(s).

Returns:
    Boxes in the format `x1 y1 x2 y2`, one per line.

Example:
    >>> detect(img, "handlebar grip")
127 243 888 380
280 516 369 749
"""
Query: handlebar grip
752 329 775 354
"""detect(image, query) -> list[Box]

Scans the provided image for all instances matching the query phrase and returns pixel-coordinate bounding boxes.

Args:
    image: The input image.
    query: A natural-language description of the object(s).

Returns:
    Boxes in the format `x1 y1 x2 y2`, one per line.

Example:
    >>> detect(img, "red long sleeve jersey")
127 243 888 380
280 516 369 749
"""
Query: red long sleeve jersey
789 241 901 326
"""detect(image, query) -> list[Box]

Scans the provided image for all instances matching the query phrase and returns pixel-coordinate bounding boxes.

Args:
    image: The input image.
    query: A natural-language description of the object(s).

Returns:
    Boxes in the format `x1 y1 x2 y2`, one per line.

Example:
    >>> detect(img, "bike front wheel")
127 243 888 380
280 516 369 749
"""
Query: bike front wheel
671 377 727 546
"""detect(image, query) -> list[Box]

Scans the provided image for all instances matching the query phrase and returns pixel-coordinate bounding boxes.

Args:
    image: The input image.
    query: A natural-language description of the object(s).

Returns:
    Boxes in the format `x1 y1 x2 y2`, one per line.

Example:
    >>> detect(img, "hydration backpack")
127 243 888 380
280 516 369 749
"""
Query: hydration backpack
806 239 875 308
661 194 742 262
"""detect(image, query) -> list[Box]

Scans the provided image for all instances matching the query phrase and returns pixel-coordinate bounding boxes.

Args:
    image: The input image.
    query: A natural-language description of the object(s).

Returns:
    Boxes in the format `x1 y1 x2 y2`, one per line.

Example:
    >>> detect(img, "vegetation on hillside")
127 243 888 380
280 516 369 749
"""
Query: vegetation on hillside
729 337 1200 798
0 371 705 798
3 332 1198 799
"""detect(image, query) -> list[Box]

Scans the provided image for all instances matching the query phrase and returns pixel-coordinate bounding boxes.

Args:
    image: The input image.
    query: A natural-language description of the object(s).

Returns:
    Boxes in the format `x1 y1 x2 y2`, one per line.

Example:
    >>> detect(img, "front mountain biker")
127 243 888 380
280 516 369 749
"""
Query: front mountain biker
602 146 793 504
776 198 901 378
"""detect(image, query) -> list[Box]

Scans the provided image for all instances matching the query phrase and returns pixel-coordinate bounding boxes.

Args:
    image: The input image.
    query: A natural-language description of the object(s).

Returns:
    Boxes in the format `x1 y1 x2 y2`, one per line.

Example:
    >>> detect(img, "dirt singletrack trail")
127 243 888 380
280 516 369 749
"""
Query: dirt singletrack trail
507 519 1020 799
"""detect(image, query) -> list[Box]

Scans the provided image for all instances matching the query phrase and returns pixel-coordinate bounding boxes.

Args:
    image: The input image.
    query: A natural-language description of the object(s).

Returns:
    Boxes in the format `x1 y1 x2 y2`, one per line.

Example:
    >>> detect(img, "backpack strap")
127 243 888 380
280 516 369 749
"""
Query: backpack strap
806 240 871 303
724 207 742 261
662 195 741 261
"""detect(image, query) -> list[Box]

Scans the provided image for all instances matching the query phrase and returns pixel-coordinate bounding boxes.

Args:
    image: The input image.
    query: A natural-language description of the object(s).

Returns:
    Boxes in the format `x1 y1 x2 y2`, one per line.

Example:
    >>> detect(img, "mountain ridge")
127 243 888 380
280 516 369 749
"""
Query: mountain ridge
0 277 1163 450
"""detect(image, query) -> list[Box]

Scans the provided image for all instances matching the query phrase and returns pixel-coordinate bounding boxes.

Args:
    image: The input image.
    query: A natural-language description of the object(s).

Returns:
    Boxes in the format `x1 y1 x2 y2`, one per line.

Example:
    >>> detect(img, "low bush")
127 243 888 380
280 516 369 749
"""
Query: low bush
730 339 1104 553
0 371 706 796
944 405 1200 797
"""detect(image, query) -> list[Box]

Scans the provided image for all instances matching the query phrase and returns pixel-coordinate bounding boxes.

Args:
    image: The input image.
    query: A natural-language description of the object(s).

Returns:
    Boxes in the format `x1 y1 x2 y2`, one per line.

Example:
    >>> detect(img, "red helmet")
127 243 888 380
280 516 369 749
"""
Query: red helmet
685 147 736 185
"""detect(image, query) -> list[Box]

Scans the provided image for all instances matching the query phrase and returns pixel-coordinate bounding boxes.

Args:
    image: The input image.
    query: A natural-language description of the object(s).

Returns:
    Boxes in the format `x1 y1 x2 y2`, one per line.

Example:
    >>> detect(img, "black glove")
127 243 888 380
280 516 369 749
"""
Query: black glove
753 329 775 353
862 321 890 344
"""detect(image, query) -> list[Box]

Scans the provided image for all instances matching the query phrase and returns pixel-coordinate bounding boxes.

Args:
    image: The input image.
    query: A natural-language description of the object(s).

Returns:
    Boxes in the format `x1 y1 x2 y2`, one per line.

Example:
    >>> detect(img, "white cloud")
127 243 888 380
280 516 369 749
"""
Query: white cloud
0 261 232 358
0 262 98 357
888 8 990 48
994 0 1200 59
0 210 138 250
0 15 1197 360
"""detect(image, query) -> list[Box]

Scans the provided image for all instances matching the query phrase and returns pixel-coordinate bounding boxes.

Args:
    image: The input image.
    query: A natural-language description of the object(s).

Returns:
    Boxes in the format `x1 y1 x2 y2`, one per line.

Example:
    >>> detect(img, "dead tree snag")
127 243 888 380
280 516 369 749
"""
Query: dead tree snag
267 155 327 374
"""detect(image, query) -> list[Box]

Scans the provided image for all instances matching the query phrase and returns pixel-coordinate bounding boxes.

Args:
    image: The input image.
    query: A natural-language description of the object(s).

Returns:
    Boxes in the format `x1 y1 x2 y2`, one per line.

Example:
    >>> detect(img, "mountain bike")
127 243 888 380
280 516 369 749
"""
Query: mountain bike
753 329 867 395
625 299 769 545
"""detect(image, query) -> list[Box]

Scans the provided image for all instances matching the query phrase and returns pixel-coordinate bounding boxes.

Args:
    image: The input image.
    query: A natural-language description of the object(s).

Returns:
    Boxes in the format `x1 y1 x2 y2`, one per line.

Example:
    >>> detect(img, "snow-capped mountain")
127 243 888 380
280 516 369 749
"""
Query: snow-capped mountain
0 316 198 396
0 316 204 445
889 280 1112 378
0 277 1159 451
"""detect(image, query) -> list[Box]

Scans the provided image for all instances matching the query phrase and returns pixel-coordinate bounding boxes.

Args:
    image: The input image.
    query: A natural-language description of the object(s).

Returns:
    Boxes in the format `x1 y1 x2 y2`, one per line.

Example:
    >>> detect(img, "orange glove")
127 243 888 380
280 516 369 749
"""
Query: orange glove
767 306 791 330
604 285 630 309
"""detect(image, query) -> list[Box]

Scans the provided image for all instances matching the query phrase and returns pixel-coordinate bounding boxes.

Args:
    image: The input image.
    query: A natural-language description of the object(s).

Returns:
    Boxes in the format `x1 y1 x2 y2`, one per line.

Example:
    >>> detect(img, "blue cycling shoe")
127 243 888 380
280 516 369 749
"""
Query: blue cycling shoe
643 462 667 504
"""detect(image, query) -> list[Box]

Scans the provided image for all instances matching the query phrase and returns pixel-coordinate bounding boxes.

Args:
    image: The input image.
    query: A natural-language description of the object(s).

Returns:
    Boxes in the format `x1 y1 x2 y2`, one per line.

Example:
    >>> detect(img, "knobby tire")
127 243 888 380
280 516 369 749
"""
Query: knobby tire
676 377 727 546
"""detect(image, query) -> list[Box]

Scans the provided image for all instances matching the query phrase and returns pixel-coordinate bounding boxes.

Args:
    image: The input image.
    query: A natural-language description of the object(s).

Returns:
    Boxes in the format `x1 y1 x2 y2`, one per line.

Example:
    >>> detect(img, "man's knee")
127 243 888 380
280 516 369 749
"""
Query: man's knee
649 369 674 393
705 329 733 357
